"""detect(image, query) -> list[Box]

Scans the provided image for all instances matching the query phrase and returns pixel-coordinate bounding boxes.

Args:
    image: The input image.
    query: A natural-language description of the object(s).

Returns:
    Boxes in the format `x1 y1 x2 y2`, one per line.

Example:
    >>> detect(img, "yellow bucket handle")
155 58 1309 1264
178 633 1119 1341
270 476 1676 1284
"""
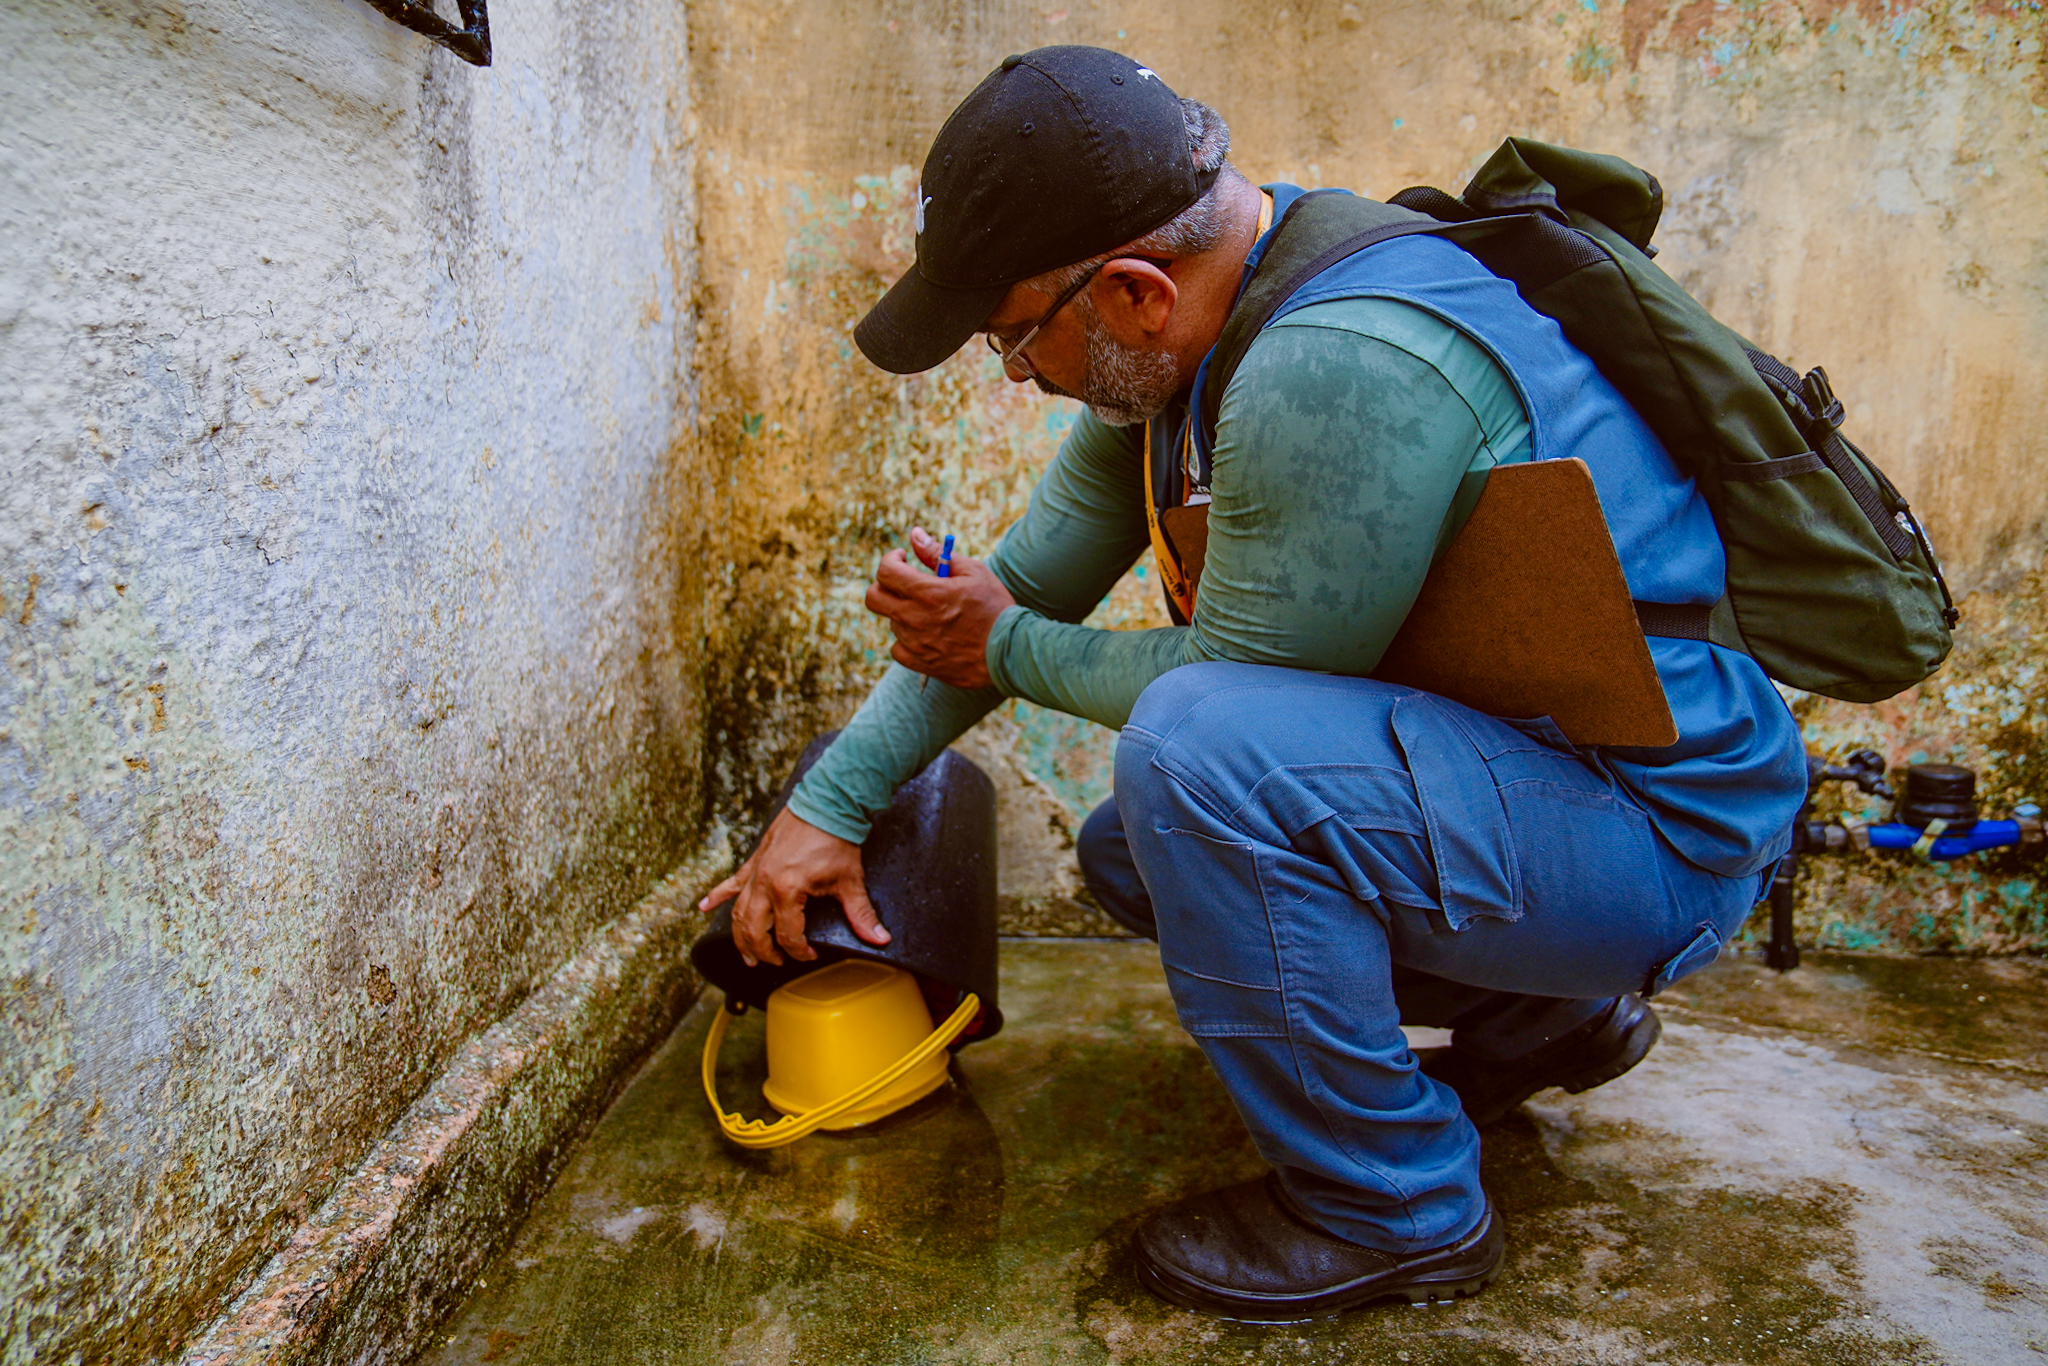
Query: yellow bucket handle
701 990 981 1149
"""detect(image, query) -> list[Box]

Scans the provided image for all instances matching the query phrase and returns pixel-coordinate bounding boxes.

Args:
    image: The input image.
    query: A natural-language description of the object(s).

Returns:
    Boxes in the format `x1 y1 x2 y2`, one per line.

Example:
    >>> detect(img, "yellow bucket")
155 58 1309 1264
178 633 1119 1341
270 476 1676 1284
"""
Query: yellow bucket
702 959 980 1149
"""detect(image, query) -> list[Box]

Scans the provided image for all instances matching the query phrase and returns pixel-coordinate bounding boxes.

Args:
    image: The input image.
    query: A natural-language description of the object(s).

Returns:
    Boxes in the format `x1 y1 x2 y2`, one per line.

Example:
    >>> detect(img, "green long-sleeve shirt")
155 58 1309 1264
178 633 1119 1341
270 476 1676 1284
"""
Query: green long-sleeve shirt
786 296 1534 844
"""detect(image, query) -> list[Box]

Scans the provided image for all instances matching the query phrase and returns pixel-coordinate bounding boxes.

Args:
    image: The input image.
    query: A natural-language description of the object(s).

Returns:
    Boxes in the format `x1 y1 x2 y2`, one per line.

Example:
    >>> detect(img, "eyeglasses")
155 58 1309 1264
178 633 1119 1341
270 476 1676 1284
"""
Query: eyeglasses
984 256 1173 371
985 263 1102 371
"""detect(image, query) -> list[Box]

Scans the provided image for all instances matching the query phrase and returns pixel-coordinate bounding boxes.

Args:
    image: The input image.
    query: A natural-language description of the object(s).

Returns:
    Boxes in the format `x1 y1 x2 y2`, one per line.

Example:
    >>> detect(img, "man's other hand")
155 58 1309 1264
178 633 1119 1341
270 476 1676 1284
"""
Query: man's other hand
697 808 891 968
865 526 1017 690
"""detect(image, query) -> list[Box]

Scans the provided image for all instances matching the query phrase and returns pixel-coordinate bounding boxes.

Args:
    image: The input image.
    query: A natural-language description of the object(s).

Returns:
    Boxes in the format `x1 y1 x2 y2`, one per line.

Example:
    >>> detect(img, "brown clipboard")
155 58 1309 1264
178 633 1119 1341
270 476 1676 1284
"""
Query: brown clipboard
1162 458 1676 747
1372 458 1676 746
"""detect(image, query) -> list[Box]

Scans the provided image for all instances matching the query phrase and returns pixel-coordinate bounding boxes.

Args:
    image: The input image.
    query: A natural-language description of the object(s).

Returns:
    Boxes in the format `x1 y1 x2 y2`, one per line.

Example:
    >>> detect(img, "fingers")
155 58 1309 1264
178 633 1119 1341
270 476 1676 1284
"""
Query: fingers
878 537 983 590
865 576 917 619
697 869 744 915
728 864 776 968
838 876 892 948
737 869 823 966
874 550 945 599
772 886 816 963
943 553 989 583
703 860 758 963
869 554 961 645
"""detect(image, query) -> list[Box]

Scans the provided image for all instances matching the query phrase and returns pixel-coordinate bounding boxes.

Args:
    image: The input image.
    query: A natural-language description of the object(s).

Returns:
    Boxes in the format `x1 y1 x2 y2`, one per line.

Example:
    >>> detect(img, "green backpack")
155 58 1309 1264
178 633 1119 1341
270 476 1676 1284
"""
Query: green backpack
1197 138 1956 704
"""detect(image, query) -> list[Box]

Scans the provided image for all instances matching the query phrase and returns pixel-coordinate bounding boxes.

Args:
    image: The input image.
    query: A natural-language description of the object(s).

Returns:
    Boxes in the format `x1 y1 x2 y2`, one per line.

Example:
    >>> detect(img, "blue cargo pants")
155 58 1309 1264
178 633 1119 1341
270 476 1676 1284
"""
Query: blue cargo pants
1080 663 1768 1254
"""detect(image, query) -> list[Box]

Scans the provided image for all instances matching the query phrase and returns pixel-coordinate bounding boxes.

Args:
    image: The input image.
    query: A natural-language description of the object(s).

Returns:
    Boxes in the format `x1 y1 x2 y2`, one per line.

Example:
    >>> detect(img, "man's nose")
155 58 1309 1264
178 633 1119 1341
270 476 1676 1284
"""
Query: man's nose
1001 356 1034 383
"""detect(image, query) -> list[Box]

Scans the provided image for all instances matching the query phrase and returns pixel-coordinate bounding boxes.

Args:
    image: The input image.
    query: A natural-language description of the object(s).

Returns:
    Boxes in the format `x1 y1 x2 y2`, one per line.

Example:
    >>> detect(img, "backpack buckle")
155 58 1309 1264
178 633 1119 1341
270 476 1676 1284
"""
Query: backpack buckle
1800 367 1846 433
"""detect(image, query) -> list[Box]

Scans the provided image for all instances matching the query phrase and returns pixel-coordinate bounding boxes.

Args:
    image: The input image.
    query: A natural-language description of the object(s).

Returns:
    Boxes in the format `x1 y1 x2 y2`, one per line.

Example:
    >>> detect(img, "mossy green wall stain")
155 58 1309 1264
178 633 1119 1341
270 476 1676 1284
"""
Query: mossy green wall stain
1003 701 1120 825
4 553 710 1363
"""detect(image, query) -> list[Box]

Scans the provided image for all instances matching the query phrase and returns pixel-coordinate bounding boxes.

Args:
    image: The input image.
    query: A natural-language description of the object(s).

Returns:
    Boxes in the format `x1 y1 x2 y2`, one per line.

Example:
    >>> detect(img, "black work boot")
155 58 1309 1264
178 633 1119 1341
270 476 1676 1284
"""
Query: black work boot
1133 1173 1505 1322
1419 993 1662 1128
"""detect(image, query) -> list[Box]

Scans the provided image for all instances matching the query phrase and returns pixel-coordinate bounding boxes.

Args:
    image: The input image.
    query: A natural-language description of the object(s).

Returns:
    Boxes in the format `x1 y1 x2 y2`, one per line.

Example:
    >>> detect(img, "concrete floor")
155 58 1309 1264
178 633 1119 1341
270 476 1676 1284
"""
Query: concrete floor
420 941 2048 1366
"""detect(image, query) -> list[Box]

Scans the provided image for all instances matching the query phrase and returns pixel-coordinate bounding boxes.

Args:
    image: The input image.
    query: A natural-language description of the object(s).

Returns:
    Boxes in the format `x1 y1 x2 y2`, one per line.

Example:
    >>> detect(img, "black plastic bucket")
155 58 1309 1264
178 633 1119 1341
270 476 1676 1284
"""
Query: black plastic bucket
690 733 1003 1042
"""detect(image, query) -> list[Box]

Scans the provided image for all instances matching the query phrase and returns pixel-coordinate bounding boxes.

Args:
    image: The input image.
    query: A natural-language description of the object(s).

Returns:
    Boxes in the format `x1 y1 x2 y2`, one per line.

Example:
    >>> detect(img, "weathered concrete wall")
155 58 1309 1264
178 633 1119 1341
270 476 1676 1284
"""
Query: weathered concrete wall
686 0 2048 950
0 1 706 1360
175 858 728 1366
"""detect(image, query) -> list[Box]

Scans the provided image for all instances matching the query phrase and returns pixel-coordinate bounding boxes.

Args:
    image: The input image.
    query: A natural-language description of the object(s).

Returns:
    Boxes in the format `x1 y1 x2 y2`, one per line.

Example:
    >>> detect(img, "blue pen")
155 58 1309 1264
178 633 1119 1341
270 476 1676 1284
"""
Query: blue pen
921 533 956 693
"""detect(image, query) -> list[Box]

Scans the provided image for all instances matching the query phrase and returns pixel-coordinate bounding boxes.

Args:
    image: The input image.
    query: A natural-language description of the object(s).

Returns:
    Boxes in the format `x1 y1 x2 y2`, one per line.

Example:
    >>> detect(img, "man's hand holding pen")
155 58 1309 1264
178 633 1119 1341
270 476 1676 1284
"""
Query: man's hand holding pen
869 526 1016 691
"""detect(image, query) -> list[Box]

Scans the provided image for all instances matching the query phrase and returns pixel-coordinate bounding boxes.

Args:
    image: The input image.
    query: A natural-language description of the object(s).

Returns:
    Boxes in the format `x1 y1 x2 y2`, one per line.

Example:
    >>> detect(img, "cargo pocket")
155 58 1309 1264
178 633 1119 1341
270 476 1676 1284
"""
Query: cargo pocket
1164 963 1289 1039
1646 925 1723 997
1390 694 1522 928
1150 828 1289 1039
1251 761 1436 912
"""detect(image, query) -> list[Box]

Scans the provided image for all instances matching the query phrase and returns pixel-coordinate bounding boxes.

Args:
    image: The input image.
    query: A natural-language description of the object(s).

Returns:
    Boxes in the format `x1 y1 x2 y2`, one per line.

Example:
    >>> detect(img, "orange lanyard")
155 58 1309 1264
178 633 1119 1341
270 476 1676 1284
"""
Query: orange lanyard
1142 420 1197 621
1142 191 1274 621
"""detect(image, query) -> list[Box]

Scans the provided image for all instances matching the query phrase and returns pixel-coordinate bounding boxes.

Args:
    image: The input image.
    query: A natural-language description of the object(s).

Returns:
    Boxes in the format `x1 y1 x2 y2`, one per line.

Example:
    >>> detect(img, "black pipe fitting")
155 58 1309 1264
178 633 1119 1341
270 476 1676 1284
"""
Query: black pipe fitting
1895 763 1980 834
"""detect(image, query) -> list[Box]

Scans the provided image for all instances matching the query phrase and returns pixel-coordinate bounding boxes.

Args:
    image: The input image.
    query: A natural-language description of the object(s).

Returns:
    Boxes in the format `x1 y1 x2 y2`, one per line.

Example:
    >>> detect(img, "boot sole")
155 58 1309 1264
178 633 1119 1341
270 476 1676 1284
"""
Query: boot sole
1133 1210 1506 1323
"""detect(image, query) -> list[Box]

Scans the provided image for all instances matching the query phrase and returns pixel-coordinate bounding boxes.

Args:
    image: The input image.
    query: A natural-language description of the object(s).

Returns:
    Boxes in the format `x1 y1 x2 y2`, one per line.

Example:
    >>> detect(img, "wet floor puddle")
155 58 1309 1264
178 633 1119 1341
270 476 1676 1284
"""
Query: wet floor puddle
422 942 2048 1365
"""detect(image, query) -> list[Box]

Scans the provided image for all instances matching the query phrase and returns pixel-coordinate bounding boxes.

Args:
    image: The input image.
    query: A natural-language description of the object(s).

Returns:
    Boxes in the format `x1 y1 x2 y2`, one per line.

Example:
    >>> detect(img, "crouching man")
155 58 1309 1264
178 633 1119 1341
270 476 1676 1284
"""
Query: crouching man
700 46 1806 1320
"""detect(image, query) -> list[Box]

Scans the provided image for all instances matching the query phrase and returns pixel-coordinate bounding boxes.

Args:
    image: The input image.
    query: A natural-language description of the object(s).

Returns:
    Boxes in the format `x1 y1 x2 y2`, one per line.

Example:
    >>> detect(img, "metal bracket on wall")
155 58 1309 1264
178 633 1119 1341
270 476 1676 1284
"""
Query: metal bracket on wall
360 0 491 66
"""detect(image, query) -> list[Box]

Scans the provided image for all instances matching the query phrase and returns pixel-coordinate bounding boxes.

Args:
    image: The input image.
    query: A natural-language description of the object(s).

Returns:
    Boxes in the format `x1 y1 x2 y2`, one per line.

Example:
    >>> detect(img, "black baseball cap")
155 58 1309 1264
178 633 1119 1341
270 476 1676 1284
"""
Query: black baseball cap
854 47 1216 375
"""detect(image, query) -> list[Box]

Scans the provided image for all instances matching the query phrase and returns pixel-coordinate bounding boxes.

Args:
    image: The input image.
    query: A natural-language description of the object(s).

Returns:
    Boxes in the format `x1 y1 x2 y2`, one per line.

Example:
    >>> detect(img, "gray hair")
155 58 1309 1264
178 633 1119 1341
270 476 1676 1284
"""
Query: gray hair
1030 98 1245 295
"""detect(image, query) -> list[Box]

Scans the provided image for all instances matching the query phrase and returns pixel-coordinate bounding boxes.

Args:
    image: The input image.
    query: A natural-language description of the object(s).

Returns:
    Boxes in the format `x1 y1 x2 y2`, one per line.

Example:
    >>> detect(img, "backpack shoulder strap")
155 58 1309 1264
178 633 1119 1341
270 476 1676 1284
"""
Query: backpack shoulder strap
1195 188 1584 452
1195 192 1450 453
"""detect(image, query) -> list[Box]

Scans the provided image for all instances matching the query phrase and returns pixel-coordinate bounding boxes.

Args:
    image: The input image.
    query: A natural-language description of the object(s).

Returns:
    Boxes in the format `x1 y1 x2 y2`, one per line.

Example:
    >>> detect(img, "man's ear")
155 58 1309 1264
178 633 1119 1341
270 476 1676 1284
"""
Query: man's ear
1089 259 1177 344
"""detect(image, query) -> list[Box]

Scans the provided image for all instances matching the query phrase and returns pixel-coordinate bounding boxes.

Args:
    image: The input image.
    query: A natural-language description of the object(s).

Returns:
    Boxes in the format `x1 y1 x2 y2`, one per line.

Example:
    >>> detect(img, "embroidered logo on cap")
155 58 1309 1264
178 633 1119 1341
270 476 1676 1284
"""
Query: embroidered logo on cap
1134 67 1156 81
915 190 932 235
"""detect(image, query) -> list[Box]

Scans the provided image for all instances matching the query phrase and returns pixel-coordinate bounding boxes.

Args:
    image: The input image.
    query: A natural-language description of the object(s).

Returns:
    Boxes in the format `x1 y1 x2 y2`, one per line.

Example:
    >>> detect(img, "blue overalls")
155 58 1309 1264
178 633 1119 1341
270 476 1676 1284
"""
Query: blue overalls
1077 189 1810 1255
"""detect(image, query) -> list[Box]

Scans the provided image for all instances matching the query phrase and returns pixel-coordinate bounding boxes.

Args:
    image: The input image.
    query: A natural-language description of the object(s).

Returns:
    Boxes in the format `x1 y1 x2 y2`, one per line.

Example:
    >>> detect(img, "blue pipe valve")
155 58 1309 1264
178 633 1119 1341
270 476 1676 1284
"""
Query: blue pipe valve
1802 761 2045 860
1833 816 2044 861
1766 758 2040 975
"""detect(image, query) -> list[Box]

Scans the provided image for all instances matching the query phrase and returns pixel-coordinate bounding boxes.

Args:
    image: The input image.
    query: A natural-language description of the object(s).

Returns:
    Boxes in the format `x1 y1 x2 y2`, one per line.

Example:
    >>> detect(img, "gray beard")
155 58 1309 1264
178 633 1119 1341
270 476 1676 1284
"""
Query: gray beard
1031 302 1182 428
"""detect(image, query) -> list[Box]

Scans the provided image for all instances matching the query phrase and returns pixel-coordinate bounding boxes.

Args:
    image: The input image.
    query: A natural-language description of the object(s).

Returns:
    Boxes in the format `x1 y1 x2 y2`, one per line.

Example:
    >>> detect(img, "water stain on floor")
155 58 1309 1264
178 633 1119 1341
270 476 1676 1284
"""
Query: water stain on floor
421 942 2048 1365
